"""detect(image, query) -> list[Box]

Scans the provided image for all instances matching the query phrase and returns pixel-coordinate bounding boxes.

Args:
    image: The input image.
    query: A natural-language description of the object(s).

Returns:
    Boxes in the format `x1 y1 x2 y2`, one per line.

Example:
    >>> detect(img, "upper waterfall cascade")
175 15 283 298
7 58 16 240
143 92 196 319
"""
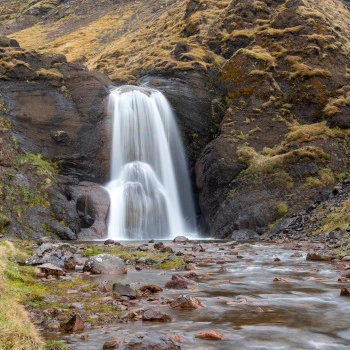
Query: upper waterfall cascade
106 85 196 240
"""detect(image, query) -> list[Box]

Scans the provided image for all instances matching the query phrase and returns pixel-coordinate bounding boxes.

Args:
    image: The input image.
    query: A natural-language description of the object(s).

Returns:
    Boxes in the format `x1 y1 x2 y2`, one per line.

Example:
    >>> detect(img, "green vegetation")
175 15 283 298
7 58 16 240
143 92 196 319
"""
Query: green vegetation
0 241 44 350
44 340 67 350
276 202 288 216
82 245 184 270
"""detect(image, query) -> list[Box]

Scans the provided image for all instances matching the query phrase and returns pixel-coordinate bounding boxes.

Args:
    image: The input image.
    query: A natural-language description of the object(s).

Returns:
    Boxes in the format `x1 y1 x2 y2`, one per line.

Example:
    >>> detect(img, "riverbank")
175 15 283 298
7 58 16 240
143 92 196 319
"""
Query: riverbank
1 236 349 349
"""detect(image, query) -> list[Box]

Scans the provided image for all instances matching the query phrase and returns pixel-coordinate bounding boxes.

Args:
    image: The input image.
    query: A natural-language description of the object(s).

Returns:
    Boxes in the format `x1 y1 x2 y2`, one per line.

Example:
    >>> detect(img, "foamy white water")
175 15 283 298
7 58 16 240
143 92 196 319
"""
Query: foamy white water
106 85 196 240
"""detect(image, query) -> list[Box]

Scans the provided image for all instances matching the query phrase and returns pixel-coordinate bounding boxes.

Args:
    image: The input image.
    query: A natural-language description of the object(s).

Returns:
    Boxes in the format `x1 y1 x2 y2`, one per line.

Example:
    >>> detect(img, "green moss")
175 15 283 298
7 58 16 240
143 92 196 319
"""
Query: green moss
276 202 288 216
44 340 67 350
82 245 184 269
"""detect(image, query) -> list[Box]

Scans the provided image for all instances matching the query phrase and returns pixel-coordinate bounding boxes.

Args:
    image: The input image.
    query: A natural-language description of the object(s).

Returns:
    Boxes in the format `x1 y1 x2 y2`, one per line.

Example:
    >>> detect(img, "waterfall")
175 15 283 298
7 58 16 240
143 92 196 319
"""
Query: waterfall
106 85 196 240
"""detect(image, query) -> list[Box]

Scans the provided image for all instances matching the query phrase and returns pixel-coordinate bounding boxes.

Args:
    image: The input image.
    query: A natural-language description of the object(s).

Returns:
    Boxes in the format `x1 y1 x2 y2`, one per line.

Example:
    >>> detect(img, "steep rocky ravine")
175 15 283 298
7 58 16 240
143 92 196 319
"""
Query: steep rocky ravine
0 0 350 239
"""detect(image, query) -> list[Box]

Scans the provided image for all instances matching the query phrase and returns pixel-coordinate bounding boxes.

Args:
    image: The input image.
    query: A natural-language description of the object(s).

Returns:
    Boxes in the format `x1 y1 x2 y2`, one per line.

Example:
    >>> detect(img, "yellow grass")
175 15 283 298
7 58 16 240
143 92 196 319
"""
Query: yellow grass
0 242 43 350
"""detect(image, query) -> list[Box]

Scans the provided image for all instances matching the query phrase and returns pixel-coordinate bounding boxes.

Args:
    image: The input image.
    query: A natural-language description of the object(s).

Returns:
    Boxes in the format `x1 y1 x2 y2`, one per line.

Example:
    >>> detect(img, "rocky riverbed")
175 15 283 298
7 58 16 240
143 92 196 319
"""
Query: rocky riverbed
11 235 349 350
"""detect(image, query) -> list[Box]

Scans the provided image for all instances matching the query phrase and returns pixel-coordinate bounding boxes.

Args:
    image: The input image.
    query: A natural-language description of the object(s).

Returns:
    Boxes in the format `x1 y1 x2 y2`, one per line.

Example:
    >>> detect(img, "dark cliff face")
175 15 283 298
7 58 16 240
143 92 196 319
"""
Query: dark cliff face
0 39 112 239
1 0 350 240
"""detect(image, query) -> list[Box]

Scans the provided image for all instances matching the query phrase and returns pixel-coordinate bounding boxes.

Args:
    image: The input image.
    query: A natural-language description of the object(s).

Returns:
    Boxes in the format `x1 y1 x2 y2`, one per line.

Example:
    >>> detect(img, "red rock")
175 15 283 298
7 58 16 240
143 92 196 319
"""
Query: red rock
274 257 281 262
103 338 123 349
341 269 350 278
139 285 163 293
195 330 225 340
340 287 350 296
273 277 291 282
169 295 205 309
142 307 173 322
61 315 84 332
165 273 197 289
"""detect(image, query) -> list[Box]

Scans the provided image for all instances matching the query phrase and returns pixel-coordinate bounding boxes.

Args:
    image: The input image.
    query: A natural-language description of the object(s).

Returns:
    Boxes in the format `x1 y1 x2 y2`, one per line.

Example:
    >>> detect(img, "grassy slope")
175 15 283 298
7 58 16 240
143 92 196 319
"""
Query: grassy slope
0 241 43 350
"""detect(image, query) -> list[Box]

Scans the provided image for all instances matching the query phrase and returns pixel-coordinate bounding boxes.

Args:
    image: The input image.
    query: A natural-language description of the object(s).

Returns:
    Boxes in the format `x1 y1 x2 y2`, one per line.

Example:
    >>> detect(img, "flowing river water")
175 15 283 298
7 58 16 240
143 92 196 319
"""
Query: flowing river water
58 242 350 349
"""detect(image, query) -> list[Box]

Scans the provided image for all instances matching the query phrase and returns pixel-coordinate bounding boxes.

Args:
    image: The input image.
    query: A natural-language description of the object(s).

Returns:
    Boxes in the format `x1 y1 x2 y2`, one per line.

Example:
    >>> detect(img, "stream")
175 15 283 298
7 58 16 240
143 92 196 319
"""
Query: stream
58 242 349 349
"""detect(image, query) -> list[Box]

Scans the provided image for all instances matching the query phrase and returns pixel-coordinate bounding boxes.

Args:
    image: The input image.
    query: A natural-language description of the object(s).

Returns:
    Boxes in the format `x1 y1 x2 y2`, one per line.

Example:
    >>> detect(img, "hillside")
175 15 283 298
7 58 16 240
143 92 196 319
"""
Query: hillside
0 0 350 239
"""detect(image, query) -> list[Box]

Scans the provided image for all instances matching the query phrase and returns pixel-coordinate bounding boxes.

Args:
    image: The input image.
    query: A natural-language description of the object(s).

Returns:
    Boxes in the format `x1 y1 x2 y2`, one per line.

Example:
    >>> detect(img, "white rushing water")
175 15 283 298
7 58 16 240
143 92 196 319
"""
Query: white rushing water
106 85 196 240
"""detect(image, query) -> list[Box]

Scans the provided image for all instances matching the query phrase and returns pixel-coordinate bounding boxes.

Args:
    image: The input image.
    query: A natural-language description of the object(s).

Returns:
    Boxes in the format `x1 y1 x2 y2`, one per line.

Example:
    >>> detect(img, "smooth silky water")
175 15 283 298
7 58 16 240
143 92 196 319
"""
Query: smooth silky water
60 243 349 350
106 86 196 240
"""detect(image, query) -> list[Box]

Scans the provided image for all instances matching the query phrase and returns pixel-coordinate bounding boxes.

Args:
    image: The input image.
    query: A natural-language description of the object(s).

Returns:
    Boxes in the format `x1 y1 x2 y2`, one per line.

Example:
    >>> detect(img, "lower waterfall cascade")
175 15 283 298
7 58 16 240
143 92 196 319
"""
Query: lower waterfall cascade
106 85 196 240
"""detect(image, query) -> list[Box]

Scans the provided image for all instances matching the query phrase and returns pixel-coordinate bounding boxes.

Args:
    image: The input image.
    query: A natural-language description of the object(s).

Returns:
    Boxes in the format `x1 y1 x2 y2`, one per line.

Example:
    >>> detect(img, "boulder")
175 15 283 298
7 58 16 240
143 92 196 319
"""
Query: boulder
83 254 126 274
25 243 77 269
165 274 197 289
195 330 225 340
142 308 173 322
61 315 84 333
37 263 66 277
139 285 163 293
306 252 333 261
112 284 137 299
120 332 181 350
169 295 205 309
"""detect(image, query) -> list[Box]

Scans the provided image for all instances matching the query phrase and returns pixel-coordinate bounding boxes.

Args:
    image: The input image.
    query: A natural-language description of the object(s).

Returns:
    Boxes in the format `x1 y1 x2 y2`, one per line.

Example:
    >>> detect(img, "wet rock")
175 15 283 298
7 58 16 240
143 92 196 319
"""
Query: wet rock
142 307 173 322
340 287 350 296
342 256 350 261
274 257 281 262
61 315 84 333
340 269 350 278
185 263 197 270
113 283 137 299
165 273 197 289
173 236 189 243
137 244 149 251
273 277 291 283
195 330 225 340
154 242 164 249
64 256 77 270
121 332 181 349
169 295 205 309
104 239 115 245
306 252 332 261
192 244 205 252
83 254 126 275
139 285 163 293
25 243 76 269
37 263 66 277
103 338 123 349
290 252 302 258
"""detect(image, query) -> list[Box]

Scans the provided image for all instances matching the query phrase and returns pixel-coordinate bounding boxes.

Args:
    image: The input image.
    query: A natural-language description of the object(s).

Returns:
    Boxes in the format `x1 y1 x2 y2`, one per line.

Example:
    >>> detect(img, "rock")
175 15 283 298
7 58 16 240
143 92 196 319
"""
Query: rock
121 332 181 350
70 303 84 310
61 315 84 333
165 274 197 289
195 330 225 340
231 229 260 240
274 258 281 262
185 263 197 270
342 256 350 262
192 244 205 252
64 256 77 270
37 263 66 277
273 277 291 283
142 307 173 322
83 254 127 275
306 252 332 261
290 252 302 258
104 239 115 245
103 338 123 349
340 269 350 278
173 236 189 243
139 285 163 293
169 295 205 309
25 243 76 269
112 284 137 299
154 242 164 249
340 288 350 296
